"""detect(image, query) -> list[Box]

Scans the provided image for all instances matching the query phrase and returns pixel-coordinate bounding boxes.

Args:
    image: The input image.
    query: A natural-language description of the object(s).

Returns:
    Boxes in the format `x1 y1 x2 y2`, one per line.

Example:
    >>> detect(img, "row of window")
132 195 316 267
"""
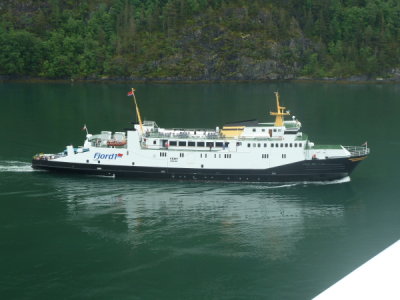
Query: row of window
155 140 302 149
159 152 288 160
261 154 286 159
248 142 303 148
164 141 230 148
160 152 185 158
161 153 233 159
200 153 232 159
252 128 281 133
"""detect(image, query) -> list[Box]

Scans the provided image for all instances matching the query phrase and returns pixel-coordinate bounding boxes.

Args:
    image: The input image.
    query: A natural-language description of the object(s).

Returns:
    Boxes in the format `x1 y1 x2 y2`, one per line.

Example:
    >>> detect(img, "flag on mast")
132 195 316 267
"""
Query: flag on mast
127 89 135 96
127 88 144 133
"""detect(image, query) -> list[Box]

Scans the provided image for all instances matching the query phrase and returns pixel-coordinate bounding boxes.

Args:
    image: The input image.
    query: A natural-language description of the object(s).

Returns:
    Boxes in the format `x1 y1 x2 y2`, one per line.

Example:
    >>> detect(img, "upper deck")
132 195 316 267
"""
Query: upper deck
84 91 310 152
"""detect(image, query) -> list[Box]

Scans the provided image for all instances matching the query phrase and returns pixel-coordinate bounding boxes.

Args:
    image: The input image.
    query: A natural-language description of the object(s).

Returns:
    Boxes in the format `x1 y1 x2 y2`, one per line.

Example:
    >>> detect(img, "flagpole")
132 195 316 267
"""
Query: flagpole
82 124 88 135
131 88 144 134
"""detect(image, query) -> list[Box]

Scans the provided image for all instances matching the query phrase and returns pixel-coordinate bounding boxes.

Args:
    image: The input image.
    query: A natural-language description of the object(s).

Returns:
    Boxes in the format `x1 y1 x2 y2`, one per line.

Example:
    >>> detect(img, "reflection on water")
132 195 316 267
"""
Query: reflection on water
43 174 351 262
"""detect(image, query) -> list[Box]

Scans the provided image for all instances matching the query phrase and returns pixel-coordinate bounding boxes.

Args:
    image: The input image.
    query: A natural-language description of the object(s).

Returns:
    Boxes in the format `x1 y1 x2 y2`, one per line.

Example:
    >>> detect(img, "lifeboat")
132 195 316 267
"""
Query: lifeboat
107 140 127 147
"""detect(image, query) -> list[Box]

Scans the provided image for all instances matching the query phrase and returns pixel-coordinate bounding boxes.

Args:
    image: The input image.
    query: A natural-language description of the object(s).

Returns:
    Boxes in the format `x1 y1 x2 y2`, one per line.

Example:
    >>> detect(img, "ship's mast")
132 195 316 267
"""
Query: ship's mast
270 92 290 127
131 88 144 133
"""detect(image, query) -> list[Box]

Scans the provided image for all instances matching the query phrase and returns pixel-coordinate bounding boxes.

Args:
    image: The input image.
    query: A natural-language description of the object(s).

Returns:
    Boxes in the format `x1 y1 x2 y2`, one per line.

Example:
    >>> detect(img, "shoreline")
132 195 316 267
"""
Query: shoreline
1 75 399 84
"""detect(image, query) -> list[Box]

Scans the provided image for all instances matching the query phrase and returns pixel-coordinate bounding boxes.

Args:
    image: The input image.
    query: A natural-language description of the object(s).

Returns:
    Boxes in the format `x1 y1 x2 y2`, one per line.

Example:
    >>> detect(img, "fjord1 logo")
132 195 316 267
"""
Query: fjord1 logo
94 153 123 160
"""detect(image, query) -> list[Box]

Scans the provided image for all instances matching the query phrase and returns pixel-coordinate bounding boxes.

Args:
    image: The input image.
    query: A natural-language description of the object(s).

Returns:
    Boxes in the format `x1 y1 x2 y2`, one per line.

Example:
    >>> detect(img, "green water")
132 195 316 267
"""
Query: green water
0 82 399 299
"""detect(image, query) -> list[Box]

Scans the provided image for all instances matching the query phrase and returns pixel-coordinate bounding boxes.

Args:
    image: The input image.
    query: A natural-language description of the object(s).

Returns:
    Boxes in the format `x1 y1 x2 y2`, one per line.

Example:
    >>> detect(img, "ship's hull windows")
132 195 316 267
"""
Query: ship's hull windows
206 142 214 148
188 141 195 147
179 141 186 147
170 141 177 146
197 142 205 147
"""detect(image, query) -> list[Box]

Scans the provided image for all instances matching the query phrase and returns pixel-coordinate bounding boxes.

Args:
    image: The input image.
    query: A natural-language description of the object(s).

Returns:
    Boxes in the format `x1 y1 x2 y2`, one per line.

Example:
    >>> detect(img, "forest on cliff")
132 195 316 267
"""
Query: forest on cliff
1 0 400 80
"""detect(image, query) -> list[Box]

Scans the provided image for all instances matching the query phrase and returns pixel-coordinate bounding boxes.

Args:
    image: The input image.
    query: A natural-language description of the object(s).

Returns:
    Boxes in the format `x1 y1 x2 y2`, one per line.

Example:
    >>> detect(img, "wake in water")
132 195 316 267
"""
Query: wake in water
310 176 351 185
252 176 351 189
0 160 35 172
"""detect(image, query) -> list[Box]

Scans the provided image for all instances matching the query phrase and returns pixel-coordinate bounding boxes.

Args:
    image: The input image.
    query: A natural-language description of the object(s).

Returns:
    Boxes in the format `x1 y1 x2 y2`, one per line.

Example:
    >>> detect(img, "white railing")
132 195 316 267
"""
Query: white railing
343 145 370 157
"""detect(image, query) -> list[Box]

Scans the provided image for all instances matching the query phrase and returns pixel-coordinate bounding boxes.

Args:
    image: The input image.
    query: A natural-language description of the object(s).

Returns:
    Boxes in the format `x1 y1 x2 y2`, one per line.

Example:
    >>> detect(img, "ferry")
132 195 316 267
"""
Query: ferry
32 90 369 182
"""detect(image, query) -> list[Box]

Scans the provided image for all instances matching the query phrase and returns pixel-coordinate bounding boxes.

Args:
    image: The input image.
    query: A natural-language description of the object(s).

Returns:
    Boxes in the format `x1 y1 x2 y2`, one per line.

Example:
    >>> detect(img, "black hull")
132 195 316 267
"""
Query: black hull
31 156 366 182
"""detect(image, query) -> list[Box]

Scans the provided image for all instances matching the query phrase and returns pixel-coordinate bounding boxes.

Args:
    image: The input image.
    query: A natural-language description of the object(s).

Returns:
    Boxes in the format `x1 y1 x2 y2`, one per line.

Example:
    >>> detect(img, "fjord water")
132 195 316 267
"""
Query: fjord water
0 82 399 299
